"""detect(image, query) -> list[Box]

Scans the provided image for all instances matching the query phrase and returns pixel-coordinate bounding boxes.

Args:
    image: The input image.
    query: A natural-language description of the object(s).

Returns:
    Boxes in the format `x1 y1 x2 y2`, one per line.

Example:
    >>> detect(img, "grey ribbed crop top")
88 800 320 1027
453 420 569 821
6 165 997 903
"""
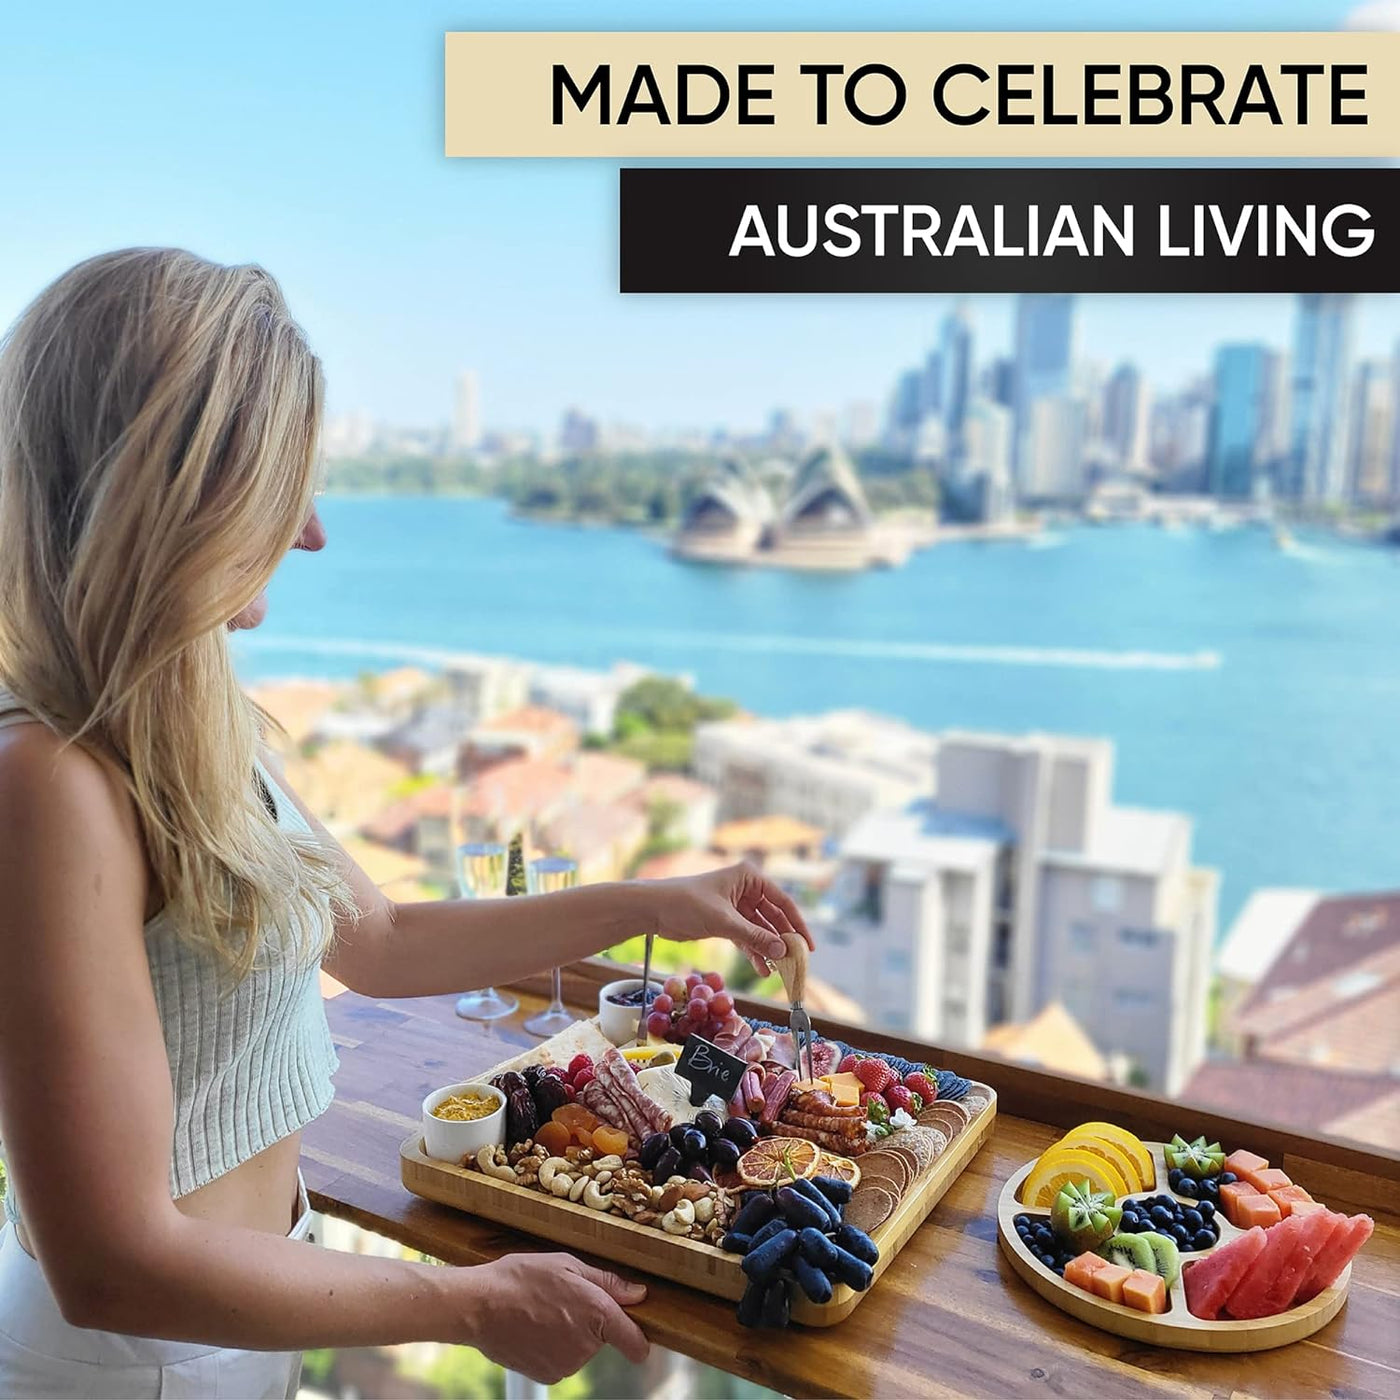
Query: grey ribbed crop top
0 693 339 1229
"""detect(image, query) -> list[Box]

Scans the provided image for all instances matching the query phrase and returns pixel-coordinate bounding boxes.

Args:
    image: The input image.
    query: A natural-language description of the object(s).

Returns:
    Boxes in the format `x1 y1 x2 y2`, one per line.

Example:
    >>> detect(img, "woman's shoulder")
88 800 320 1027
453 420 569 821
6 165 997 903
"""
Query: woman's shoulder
0 721 145 870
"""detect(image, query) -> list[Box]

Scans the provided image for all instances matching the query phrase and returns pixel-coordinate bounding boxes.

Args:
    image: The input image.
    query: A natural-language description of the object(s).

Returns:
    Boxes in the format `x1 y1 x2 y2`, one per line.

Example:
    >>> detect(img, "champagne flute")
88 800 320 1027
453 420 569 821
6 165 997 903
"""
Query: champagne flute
522 855 579 1038
454 842 519 1021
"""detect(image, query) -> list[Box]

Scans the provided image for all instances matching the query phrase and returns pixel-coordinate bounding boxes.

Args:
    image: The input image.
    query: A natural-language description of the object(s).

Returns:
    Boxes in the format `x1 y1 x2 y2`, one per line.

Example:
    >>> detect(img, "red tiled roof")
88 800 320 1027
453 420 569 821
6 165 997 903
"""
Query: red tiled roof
1239 889 1400 1016
541 800 647 863
477 705 578 737
359 785 452 843
1181 1059 1400 1152
570 751 647 803
460 757 572 821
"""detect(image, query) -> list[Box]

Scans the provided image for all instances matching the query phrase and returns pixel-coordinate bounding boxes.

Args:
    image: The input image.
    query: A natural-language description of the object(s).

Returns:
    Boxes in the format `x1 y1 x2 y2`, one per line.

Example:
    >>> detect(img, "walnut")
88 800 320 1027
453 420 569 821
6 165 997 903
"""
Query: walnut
507 1141 533 1165
633 1210 660 1227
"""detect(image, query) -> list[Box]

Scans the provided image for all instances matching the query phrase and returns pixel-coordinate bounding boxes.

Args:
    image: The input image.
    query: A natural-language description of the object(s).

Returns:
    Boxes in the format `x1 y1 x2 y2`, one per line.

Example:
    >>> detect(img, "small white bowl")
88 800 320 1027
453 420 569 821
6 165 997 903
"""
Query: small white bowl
598 978 665 1046
421 1081 506 1164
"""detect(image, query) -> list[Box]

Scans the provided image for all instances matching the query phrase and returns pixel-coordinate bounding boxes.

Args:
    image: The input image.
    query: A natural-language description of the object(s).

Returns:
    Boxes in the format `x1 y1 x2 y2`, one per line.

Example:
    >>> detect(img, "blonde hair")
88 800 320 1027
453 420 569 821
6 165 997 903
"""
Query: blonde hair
0 248 353 976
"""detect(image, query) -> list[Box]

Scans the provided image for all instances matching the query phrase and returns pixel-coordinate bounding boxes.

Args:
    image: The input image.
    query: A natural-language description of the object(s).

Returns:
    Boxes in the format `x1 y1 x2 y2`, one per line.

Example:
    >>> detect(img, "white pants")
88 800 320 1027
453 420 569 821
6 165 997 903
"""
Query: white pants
0 1181 313 1399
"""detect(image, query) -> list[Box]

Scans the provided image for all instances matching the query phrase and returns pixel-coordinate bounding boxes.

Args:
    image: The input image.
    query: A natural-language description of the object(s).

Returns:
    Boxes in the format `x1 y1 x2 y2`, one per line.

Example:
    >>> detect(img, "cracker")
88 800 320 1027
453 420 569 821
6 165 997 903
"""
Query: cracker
886 1127 937 1176
962 1092 991 1119
846 1184 895 1233
920 1105 966 1138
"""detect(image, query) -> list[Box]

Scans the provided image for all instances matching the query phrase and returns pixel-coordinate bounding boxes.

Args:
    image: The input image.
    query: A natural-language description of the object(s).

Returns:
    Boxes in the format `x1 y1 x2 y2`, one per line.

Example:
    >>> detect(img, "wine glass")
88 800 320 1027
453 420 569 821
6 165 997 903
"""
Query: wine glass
454 842 519 1021
522 855 579 1038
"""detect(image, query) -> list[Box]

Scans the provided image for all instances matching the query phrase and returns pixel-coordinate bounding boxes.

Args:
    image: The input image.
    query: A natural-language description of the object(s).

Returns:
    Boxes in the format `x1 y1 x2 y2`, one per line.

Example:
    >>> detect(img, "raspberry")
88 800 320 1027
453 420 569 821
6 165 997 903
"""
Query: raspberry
853 1058 896 1096
567 1054 594 1080
904 1070 938 1104
886 1085 915 1115
572 1067 595 1091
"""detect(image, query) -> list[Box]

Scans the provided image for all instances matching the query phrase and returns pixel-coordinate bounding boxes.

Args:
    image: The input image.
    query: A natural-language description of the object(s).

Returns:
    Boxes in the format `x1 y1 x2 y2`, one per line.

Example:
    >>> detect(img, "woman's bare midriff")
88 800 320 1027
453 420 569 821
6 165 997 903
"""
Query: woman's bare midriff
17 1131 305 1257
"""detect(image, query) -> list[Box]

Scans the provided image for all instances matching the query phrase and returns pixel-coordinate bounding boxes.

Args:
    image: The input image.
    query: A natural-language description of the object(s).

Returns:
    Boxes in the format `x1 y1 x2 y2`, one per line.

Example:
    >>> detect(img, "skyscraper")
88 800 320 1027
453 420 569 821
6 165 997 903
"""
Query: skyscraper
937 301 975 459
1289 295 1357 504
1348 359 1395 505
1102 362 1151 472
1012 295 1077 490
452 369 481 452
1207 344 1273 500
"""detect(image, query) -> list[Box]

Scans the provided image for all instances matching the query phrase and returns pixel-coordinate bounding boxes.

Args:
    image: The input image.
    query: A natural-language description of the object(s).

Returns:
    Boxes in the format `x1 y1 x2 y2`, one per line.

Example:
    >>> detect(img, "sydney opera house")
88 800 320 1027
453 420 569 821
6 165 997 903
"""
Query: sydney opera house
672 445 913 571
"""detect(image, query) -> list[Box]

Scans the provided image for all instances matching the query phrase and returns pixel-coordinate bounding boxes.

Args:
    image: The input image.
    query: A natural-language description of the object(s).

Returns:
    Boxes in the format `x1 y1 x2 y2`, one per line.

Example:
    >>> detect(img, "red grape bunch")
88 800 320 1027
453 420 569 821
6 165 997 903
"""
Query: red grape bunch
646 971 742 1045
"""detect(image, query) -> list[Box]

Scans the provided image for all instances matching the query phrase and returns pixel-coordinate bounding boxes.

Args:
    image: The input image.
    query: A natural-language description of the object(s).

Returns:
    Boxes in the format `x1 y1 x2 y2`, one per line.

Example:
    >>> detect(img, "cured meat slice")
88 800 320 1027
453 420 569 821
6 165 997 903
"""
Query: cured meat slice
758 1070 796 1125
780 1109 864 1137
578 1080 629 1134
597 1047 672 1137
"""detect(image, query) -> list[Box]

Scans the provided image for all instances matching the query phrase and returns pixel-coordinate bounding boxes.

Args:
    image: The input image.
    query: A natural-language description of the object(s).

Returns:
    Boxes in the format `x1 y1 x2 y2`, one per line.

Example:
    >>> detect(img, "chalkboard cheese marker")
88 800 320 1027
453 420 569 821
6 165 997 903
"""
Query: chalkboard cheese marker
675 1034 748 1108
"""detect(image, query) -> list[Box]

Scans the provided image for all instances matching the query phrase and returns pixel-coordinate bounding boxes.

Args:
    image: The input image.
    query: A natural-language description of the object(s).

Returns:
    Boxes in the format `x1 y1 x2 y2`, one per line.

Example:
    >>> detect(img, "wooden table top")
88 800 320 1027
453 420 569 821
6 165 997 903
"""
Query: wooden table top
306 972 1400 1400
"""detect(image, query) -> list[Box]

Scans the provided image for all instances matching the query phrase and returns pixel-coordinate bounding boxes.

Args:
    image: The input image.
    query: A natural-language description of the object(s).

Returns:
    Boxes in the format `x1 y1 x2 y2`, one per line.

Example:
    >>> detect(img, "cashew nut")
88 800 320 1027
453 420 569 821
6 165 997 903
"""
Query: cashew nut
661 1198 696 1234
568 1175 589 1203
595 1170 613 1187
592 1155 624 1172
475 1146 517 1182
582 1181 615 1211
694 1197 714 1225
538 1157 573 1195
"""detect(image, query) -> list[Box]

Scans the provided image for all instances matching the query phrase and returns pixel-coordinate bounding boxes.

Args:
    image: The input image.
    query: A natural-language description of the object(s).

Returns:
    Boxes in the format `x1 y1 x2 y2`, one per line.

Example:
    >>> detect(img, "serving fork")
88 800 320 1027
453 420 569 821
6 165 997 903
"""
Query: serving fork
772 930 815 1083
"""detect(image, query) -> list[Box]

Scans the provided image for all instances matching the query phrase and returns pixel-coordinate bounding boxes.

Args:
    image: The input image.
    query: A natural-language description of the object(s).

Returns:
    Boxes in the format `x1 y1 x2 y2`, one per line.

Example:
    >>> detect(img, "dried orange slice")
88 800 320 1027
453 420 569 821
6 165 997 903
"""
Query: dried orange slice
816 1151 862 1190
738 1138 820 1186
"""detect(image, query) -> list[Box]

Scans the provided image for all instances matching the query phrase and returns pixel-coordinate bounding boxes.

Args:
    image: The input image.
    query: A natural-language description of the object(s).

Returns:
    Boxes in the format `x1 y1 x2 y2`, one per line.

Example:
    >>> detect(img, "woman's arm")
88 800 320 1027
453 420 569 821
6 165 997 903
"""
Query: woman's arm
261 752 809 998
0 730 646 1381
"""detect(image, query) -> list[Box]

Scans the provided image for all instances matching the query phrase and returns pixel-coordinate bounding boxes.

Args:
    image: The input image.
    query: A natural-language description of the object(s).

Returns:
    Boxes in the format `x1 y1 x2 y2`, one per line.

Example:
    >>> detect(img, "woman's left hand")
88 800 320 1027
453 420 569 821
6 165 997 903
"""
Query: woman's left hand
645 862 815 975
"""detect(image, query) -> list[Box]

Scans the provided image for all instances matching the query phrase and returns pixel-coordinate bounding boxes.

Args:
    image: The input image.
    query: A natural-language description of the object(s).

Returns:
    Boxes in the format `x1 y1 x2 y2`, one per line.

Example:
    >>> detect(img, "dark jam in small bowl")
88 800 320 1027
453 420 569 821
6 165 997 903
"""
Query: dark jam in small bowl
607 985 661 1008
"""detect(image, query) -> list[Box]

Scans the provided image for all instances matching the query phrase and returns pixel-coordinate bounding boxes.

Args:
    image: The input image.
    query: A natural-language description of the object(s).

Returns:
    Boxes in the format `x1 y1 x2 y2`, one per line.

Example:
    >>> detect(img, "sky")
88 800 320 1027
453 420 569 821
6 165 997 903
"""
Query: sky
0 1 1395 436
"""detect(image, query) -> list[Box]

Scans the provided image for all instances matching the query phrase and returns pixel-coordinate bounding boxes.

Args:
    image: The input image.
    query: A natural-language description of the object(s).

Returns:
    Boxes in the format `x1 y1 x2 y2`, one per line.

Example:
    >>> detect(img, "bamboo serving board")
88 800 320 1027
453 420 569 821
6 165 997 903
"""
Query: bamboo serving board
400 1024 996 1325
996 1144 1352 1352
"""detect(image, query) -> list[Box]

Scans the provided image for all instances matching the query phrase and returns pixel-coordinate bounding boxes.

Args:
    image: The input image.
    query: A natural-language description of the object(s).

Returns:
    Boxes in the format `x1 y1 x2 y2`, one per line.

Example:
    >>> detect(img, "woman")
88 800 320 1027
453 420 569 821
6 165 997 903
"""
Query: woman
0 248 812 1398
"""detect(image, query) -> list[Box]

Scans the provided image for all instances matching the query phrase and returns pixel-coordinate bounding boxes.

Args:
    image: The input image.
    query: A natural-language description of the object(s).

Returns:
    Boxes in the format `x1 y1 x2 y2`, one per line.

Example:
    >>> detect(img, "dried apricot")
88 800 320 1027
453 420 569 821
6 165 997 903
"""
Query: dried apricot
535 1121 571 1156
592 1125 629 1157
552 1103 598 1131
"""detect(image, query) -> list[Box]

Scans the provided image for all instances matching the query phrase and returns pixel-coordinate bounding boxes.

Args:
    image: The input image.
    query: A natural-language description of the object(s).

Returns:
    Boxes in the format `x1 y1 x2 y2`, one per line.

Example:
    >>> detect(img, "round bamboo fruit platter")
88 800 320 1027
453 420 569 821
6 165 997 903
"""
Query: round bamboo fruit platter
996 1143 1352 1353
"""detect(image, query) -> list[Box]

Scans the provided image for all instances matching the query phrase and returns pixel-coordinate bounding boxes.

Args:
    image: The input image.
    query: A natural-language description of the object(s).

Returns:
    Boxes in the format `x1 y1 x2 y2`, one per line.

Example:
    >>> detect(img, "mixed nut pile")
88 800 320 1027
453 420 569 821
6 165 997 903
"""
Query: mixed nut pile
470 1139 735 1243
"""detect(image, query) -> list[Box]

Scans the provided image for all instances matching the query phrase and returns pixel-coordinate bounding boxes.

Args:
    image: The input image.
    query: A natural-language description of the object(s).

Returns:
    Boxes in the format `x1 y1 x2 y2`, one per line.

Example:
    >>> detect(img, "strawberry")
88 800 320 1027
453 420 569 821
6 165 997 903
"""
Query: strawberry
838 1052 863 1074
853 1057 896 1096
904 1070 938 1104
567 1054 594 1080
886 1084 915 1115
865 1093 890 1123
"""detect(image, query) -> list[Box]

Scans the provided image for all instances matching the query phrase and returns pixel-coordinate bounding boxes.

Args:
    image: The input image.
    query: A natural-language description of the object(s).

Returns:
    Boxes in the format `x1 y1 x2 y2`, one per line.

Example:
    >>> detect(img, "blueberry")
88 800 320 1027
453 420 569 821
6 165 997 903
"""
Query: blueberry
1171 1223 1191 1245
1219 1172 1237 1186
1168 1167 1183 1188
1192 1229 1217 1252
1014 1214 1029 1229
1039 1251 1057 1268
1183 1208 1204 1230
1198 1178 1219 1202
1176 1179 1198 1199
1150 1205 1174 1228
1198 1200 1216 1221
1017 1225 1032 1240
1121 1210 1140 1230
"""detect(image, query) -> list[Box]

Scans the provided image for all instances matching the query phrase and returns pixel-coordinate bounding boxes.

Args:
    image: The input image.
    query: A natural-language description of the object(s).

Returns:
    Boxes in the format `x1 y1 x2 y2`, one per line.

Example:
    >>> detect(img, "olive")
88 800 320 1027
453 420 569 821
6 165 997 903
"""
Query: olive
711 1138 742 1173
694 1109 724 1142
669 1124 692 1150
638 1132 670 1172
687 1161 714 1184
679 1127 707 1161
721 1117 759 1150
653 1145 683 1182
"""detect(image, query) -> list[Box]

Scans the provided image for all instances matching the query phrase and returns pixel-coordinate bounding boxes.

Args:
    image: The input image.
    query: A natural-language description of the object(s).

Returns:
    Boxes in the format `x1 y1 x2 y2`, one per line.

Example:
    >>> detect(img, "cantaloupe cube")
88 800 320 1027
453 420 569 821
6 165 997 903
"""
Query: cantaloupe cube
1219 1180 1260 1227
1063 1251 1108 1291
1089 1262 1131 1304
1224 1148 1269 1180
1268 1184 1314 1217
1122 1268 1168 1314
1233 1192 1283 1230
1248 1167 1292 1194
1287 1199 1326 1217
1063 1252 1108 1292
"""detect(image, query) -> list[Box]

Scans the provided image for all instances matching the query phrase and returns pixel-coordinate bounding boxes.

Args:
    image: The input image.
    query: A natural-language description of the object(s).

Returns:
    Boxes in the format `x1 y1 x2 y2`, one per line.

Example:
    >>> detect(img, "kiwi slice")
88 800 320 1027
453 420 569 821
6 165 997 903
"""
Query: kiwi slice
1139 1231 1181 1286
1099 1232 1156 1272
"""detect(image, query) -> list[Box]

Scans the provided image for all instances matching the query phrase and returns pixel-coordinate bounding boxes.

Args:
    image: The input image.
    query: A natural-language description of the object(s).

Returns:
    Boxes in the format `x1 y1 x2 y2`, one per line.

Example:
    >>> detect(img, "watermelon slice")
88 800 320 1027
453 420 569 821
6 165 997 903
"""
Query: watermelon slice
1183 1226 1268 1320
1225 1214 1308 1319
1295 1213 1375 1303
1275 1209 1344 1313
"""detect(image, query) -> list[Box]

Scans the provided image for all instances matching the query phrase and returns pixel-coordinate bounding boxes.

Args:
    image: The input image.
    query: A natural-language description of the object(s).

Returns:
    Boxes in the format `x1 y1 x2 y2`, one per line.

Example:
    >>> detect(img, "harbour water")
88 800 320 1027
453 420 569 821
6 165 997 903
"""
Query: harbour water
235 496 1400 927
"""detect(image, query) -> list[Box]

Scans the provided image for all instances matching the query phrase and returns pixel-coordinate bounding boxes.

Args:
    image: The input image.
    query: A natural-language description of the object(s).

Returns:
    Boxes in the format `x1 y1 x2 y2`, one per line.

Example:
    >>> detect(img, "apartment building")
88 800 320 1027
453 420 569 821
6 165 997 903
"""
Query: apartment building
811 731 1216 1095
692 710 937 837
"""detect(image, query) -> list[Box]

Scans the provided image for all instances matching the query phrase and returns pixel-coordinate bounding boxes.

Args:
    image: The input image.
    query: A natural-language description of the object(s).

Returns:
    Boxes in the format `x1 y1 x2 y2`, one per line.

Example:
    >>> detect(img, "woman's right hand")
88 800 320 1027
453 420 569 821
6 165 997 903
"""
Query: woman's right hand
465 1253 650 1384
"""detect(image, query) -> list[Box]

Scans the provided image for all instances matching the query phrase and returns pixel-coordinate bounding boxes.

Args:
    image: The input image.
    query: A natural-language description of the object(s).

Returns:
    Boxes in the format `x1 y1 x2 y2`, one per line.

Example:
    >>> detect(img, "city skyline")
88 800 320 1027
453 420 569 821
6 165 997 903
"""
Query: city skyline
2 1 1397 438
